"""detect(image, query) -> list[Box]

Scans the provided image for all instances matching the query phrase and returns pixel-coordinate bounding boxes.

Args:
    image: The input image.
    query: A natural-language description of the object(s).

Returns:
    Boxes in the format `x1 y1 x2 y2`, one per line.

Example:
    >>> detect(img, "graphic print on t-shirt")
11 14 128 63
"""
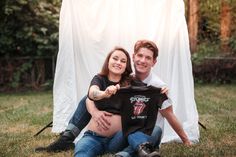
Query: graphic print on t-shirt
130 95 150 118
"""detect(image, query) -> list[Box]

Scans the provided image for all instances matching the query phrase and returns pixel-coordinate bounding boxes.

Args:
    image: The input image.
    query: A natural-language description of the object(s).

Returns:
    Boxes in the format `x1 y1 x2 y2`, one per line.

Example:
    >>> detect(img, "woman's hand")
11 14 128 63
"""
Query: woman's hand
92 110 113 131
103 84 120 98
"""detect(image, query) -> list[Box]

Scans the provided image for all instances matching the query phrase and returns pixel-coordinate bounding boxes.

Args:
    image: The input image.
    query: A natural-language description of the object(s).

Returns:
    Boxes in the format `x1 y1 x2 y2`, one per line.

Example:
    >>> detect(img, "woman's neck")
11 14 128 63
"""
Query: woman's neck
108 73 121 83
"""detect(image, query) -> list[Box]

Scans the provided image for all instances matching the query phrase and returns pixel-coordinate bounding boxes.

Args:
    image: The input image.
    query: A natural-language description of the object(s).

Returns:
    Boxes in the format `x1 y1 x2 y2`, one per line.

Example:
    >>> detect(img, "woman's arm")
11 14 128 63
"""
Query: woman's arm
86 98 112 131
88 84 120 101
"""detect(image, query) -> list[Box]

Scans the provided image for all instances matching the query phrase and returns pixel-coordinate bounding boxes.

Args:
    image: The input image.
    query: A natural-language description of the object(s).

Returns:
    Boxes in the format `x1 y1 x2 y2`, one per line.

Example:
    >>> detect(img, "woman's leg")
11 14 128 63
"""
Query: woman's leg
74 131 105 157
107 131 128 153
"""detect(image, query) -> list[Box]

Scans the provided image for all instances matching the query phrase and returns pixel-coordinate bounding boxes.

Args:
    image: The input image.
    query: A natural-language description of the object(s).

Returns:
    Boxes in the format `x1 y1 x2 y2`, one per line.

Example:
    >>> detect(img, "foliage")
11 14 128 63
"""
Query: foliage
197 0 236 54
198 0 221 42
0 0 61 58
191 41 220 64
0 84 236 156
0 0 60 90
193 57 236 83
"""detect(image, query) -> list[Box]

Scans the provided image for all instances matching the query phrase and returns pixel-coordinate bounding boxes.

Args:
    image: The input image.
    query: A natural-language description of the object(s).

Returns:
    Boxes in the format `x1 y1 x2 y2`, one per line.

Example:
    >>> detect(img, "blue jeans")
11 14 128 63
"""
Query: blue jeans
74 130 127 157
116 126 162 157
128 131 157 150
66 96 91 136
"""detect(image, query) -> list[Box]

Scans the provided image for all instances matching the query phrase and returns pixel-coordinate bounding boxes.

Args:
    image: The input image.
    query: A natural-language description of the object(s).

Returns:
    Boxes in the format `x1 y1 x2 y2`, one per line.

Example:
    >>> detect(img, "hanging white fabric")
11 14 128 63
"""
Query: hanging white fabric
53 0 199 143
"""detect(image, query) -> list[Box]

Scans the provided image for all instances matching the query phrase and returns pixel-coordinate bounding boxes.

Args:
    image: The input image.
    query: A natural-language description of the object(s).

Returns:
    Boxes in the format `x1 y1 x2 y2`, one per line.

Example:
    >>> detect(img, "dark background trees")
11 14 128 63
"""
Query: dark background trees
0 0 60 91
0 0 235 91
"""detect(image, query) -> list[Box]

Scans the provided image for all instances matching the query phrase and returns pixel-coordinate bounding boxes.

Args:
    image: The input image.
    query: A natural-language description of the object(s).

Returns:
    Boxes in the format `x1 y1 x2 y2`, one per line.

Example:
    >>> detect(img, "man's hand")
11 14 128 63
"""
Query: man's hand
161 86 169 95
183 140 192 146
92 110 113 131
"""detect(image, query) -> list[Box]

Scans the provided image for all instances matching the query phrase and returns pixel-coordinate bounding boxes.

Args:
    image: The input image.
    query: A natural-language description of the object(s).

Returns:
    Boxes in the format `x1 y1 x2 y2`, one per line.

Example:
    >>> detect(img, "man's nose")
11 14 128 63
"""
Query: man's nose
140 57 146 62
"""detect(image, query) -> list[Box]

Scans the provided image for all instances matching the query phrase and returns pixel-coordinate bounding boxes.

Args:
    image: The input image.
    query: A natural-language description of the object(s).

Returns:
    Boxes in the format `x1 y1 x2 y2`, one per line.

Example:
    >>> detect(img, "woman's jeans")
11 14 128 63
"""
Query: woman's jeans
67 96 163 156
74 130 127 157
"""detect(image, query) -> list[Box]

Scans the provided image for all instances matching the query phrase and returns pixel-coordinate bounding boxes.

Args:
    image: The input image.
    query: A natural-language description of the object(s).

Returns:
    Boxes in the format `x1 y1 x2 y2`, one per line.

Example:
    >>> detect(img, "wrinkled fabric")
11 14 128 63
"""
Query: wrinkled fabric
53 0 199 143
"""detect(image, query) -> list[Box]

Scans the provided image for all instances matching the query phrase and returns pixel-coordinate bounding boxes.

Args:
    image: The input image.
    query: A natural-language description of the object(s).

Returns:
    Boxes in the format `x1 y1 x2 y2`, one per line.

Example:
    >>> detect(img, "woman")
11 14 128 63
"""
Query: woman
74 46 132 157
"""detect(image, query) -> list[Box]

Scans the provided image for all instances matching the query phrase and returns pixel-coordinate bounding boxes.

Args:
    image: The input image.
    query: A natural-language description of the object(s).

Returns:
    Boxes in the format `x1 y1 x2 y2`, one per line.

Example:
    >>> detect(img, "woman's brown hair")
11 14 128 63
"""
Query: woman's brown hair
99 47 132 86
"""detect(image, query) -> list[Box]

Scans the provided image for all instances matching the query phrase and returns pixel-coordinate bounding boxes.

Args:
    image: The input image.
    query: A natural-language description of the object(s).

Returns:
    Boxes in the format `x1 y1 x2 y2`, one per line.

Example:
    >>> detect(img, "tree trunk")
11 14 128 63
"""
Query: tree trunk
220 0 231 53
187 0 198 53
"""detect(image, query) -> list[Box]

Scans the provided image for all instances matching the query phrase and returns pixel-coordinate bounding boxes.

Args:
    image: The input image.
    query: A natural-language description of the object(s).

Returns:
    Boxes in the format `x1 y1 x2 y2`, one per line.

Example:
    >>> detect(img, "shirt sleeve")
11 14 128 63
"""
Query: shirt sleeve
87 75 103 100
160 98 172 110
148 73 167 88
89 75 102 89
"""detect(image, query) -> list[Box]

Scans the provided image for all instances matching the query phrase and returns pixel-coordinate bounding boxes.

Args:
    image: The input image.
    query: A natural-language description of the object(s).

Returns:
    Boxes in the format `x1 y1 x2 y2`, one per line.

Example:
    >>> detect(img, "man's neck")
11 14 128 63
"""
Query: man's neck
135 71 150 81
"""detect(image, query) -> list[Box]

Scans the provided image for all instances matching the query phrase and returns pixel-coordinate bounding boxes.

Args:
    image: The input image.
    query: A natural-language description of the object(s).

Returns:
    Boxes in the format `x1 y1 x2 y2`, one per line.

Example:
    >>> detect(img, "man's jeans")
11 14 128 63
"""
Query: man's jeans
74 130 127 157
116 126 162 157
66 96 91 137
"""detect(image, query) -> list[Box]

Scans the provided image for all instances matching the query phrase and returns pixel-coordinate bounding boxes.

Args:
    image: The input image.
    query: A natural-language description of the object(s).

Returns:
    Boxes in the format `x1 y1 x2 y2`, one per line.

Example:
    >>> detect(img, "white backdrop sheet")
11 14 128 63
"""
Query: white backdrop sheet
53 0 200 143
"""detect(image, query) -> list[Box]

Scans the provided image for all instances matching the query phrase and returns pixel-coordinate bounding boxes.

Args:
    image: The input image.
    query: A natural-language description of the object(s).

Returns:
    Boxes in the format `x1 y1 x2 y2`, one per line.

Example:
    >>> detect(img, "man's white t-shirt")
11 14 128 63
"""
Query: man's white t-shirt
142 71 172 132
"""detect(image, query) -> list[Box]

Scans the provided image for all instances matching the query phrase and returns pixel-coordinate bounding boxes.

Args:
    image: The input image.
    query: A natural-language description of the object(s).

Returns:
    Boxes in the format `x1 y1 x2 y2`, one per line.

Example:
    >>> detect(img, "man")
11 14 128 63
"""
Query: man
35 40 191 154
115 40 191 157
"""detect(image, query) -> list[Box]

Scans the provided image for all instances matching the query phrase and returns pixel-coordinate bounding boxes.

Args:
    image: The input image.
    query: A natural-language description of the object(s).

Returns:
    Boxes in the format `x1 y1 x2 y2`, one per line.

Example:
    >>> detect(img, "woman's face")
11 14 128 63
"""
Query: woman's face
108 50 128 76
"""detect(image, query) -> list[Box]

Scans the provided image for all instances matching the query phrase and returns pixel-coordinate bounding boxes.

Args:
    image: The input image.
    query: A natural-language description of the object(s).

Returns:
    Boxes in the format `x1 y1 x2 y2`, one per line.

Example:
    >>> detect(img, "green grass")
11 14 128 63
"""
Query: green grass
0 84 236 157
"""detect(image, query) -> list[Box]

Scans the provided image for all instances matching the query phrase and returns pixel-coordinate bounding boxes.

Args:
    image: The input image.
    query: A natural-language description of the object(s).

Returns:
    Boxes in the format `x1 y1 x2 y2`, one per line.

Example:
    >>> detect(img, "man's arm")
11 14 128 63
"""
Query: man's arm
86 98 112 131
159 106 191 146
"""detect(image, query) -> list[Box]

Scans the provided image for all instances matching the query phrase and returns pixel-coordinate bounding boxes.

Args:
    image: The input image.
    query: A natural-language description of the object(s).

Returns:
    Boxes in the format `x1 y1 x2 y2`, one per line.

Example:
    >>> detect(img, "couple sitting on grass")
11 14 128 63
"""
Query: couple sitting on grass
36 40 191 157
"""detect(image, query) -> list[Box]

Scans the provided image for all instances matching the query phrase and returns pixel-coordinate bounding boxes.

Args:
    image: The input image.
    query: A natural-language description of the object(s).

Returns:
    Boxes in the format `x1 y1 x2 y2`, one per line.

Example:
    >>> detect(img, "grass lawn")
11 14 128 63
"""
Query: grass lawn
0 84 236 157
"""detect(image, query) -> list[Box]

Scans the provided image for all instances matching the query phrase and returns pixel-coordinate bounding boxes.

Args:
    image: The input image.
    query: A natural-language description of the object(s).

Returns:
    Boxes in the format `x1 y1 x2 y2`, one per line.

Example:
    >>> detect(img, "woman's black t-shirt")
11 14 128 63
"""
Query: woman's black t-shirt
88 74 168 136
88 74 121 114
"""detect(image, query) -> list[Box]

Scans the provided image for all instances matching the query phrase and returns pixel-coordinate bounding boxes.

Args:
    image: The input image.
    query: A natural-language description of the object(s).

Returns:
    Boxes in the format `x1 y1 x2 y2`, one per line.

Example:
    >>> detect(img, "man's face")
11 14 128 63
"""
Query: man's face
132 48 157 76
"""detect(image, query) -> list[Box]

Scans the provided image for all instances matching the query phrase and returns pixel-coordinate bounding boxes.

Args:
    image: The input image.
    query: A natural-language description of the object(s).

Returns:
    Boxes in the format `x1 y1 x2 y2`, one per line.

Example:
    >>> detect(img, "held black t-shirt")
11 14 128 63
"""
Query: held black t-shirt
109 85 168 137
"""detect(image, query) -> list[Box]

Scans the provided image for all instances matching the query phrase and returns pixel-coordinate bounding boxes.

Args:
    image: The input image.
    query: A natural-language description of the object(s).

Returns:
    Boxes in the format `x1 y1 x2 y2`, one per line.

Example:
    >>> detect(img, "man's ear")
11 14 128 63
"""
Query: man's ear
152 59 157 67
132 53 135 60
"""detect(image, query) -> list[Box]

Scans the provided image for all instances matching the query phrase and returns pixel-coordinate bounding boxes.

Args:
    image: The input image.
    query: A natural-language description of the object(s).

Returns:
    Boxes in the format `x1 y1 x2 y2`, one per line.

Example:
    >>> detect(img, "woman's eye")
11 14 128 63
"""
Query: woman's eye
121 60 127 63
113 57 118 61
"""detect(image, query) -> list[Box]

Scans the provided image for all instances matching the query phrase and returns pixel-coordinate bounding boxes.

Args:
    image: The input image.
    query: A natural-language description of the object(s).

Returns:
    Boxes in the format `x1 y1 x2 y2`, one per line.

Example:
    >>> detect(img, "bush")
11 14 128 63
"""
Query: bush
193 55 236 83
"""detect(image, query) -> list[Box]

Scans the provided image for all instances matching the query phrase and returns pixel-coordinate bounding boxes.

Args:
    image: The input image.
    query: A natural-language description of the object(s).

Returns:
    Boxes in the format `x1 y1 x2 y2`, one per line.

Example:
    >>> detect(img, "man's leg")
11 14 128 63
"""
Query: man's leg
115 146 134 157
127 131 151 150
151 125 162 148
128 131 161 157
115 126 162 157
35 96 91 152
114 132 149 157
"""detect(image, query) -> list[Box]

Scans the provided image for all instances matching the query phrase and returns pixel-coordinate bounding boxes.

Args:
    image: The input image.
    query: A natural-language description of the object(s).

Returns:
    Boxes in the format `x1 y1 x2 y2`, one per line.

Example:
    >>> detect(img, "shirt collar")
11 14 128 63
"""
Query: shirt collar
142 72 152 85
